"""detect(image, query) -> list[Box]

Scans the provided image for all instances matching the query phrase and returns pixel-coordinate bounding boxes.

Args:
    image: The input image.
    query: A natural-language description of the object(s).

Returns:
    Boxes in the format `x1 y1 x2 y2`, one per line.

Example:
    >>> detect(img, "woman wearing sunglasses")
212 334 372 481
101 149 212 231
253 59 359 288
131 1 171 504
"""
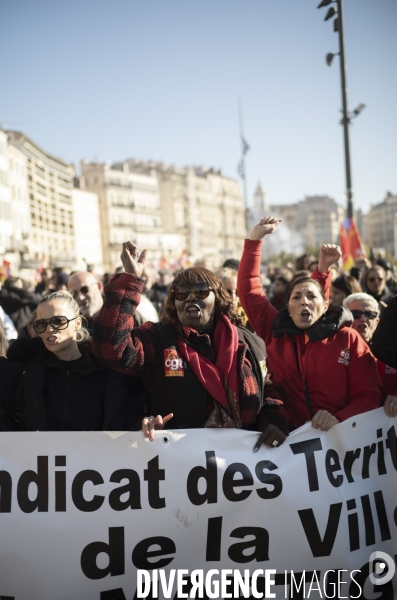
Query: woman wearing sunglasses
237 217 380 434
361 265 392 306
92 242 290 450
0 291 145 431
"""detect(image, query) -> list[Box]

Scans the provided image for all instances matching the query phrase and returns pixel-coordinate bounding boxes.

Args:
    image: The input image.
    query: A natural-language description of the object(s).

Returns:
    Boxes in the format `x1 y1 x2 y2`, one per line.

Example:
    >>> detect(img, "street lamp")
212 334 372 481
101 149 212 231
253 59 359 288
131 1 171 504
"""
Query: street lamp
317 0 366 220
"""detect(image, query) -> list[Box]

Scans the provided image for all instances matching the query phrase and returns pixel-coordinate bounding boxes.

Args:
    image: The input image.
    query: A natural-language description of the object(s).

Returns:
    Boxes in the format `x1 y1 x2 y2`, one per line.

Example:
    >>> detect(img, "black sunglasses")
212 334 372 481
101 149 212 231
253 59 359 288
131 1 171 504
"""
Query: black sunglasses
173 283 213 301
350 309 378 320
32 315 78 334
71 283 96 299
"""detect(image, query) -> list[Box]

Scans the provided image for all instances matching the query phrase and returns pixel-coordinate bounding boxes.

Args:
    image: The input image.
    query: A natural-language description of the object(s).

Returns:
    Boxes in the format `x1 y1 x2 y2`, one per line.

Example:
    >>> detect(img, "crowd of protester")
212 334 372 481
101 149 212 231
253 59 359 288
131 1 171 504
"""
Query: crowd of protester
0 215 396 438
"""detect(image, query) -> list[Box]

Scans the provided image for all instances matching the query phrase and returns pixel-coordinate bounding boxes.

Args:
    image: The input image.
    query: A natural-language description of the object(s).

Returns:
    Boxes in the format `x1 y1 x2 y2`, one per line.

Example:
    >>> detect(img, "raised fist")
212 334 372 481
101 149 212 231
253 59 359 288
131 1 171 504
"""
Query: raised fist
318 244 342 273
249 216 282 241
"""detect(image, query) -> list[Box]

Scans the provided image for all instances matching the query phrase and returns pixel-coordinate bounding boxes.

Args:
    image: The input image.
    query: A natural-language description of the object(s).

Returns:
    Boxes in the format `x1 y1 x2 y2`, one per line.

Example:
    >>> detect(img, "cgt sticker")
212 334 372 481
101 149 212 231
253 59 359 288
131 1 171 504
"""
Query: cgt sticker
338 347 350 367
164 349 185 377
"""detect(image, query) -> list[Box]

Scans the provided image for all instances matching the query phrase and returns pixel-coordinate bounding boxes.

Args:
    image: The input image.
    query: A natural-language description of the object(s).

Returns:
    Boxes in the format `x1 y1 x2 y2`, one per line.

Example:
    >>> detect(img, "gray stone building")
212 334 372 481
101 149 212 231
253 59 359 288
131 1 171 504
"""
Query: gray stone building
365 191 397 257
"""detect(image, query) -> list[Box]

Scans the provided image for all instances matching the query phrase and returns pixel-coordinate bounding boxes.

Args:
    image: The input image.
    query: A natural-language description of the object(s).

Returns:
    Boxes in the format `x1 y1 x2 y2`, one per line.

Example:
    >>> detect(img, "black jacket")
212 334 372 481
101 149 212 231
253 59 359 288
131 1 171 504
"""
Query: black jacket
143 322 270 429
371 295 397 367
272 304 353 341
363 285 393 306
0 338 146 431
0 286 42 332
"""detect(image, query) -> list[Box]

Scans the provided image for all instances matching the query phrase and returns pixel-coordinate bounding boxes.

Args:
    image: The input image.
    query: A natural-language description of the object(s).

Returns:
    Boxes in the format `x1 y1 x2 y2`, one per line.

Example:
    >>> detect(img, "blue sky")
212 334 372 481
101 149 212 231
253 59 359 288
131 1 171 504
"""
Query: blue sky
2 0 396 213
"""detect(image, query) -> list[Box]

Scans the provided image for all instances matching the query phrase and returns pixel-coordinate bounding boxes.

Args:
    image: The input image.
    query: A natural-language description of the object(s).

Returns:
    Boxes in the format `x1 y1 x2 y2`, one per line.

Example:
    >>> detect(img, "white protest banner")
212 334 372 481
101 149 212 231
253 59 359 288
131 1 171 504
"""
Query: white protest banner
0 408 396 600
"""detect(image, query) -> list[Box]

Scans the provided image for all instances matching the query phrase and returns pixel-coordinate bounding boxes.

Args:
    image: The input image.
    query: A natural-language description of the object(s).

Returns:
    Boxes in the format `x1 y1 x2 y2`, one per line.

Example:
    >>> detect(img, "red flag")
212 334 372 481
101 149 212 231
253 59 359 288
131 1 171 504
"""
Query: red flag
0 260 10 281
340 218 366 270
177 249 189 269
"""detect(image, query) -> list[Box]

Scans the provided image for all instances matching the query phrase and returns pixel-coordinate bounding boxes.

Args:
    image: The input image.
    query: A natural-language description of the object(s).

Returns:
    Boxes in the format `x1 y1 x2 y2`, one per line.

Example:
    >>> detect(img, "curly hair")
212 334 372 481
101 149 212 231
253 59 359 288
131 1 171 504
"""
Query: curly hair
160 267 244 327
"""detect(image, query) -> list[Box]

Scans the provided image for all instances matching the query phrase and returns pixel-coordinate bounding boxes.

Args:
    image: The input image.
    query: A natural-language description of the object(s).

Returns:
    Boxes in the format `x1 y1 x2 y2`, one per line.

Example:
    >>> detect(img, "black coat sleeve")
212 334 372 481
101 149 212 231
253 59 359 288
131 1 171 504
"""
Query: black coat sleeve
371 296 397 366
0 357 25 416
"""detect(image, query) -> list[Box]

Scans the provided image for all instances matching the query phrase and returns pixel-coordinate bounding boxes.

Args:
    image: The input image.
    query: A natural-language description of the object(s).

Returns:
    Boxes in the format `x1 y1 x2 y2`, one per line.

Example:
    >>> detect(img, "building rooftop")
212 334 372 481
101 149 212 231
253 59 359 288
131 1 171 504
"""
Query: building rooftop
6 130 71 168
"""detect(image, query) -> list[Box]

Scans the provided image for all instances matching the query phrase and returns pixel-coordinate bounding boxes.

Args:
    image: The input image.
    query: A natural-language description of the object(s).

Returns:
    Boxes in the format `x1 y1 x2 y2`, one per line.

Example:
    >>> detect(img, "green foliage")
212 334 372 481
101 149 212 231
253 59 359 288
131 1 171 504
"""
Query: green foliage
265 250 297 266
304 245 320 256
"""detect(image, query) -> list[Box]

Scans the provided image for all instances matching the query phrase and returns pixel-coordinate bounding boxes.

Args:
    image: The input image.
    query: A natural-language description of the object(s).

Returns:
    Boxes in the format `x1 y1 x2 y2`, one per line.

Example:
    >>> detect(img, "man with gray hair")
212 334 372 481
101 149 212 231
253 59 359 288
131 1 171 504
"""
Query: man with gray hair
68 271 104 330
343 292 380 344
344 292 397 418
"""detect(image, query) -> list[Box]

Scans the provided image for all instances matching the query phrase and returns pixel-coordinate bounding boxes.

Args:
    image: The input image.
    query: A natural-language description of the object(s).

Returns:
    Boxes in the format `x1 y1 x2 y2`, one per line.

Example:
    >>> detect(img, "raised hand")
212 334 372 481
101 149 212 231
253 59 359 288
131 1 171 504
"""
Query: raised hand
249 216 282 241
317 244 342 273
120 242 147 278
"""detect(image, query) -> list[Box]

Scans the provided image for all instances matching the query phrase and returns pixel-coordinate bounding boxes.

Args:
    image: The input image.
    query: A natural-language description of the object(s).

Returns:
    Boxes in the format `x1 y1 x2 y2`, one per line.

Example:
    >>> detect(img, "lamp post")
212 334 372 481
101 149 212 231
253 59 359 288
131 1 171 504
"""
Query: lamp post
317 0 365 220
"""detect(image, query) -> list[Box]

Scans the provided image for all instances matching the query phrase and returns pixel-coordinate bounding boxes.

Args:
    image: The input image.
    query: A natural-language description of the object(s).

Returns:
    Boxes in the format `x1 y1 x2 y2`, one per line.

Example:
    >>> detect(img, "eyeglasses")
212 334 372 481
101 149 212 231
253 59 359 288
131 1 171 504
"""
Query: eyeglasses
368 277 384 283
173 283 213 301
70 283 96 299
32 315 78 333
350 310 378 321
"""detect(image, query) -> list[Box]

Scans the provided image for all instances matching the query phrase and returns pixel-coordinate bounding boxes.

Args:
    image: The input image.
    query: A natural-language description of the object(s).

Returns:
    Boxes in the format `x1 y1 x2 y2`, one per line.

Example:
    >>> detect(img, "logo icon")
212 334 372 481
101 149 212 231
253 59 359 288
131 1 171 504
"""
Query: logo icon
338 347 350 366
369 551 396 585
164 349 184 377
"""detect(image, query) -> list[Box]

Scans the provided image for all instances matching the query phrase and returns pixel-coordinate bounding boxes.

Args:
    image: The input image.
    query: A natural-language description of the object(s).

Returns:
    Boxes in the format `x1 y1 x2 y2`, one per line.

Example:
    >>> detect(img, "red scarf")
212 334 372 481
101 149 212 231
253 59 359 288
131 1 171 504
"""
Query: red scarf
176 315 239 407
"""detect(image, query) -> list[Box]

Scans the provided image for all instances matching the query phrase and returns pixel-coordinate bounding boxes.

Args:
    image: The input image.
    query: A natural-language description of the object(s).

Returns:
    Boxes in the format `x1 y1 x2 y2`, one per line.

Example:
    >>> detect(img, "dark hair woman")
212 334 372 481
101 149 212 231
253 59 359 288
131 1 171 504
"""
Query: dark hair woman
237 217 380 433
361 266 392 305
330 273 362 307
0 291 145 431
92 242 290 451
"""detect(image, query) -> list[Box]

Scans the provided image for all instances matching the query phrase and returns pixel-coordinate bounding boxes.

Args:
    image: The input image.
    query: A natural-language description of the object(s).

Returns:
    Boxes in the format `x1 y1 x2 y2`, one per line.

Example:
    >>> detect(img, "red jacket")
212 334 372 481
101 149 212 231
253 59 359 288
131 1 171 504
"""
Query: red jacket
237 240 381 428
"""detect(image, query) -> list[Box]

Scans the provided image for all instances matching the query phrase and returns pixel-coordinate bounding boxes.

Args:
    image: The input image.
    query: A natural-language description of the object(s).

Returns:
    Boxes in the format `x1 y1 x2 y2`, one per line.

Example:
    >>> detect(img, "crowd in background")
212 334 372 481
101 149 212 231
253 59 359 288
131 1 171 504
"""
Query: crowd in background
0 217 396 438
0 249 395 348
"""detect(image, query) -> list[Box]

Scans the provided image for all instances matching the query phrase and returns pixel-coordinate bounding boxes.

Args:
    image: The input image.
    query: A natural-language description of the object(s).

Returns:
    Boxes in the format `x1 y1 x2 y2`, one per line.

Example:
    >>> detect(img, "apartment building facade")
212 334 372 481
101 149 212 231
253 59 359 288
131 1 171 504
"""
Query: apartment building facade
6 131 77 268
8 144 30 265
125 160 247 263
81 160 164 271
72 188 104 272
365 191 397 257
0 131 13 263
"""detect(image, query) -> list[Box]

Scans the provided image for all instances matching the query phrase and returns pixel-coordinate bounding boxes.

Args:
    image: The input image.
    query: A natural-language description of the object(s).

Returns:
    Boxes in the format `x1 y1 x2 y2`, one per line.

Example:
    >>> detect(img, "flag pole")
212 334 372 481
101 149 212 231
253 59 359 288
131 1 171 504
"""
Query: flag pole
238 100 249 210
238 99 250 234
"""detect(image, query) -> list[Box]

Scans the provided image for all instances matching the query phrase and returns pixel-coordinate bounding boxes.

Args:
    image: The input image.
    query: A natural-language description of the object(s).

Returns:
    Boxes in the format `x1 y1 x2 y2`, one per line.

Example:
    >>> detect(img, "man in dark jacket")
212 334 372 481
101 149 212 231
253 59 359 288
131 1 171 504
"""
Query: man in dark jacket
371 296 397 419
0 278 42 333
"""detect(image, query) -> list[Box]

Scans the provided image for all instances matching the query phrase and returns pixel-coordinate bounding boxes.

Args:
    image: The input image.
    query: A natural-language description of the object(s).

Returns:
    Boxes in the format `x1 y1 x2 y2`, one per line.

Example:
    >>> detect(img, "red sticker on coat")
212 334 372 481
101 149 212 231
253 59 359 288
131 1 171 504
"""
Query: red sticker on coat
164 349 184 377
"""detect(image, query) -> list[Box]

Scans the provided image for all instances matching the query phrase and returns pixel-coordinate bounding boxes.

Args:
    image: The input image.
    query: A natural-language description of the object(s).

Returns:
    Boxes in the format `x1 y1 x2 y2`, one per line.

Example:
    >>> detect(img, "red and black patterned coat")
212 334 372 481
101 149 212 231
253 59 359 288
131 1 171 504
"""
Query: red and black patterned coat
92 272 290 434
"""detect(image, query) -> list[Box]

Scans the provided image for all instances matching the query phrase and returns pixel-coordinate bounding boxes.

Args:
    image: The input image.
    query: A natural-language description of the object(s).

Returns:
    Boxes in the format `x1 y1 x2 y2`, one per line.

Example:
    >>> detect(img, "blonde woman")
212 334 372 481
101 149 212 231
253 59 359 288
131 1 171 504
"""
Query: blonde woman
0 291 145 431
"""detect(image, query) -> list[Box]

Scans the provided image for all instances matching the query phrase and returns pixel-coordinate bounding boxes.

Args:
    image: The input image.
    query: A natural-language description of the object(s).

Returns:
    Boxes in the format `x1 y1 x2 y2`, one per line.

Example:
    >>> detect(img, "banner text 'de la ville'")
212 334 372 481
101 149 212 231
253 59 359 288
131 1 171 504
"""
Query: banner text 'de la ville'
0 408 395 599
